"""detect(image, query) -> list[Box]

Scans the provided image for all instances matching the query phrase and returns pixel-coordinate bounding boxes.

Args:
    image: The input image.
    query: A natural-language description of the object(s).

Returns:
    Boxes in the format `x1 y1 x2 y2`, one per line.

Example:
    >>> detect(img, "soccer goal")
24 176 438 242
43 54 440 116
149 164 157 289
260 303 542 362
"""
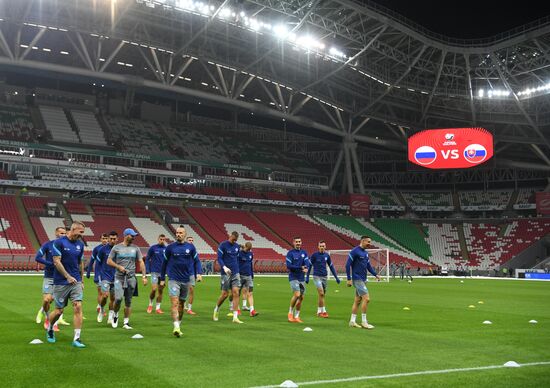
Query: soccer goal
329 249 390 282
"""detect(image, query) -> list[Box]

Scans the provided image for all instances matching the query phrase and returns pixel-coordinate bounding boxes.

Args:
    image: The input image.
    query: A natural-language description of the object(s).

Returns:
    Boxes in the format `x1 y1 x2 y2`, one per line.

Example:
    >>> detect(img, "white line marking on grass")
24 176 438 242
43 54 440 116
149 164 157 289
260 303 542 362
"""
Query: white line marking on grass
247 361 550 388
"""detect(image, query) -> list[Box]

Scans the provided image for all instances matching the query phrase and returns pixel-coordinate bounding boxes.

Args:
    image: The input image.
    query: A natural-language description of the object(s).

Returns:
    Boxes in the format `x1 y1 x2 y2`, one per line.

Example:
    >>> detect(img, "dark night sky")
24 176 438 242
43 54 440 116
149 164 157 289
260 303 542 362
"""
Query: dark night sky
366 0 550 39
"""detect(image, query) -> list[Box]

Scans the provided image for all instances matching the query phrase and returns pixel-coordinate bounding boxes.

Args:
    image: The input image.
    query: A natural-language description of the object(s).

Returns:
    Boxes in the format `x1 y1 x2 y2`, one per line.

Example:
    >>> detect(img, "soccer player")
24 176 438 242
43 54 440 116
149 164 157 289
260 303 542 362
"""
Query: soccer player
405 263 413 282
346 235 381 329
184 235 201 315
96 231 118 323
35 226 66 331
145 234 167 314
306 240 340 318
45 221 86 348
212 231 243 324
286 237 310 323
238 242 258 317
159 226 202 337
107 228 148 329
86 233 108 314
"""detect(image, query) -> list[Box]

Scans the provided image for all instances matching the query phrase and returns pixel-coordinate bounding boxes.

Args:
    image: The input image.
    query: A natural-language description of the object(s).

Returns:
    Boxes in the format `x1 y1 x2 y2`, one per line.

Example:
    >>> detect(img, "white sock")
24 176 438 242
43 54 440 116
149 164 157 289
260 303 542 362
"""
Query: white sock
250 305 254 311
233 313 239 321
242 300 247 307
317 307 322 314
214 305 219 312
108 310 114 319
350 314 357 322
73 329 81 341
322 306 326 313
39 307 45 314
124 317 129 325
174 321 180 329
361 314 367 323
59 313 64 321
188 304 192 310
96 304 100 309
149 299 153 306
156 303 161 310
294 310 300 318
288 307 293 314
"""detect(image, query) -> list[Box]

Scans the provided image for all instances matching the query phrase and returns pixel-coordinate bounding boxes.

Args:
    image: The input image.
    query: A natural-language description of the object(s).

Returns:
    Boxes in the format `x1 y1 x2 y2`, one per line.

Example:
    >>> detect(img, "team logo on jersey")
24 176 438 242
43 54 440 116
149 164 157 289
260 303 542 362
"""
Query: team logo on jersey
301 254 305 258
186 249 190 253
414 146 437 165
235 248 238 252
463 144 487 163
77 246 81 250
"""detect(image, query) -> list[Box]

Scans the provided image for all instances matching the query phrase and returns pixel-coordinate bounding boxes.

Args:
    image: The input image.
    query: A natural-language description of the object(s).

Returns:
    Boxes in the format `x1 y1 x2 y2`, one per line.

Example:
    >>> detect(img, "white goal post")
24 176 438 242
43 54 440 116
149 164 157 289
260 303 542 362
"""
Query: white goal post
328 249 390 282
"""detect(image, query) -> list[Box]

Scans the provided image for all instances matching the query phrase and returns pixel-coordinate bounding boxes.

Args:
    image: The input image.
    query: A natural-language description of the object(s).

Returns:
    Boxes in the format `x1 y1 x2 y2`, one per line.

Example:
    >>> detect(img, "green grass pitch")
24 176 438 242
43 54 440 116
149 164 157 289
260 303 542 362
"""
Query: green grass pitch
2 276 549 387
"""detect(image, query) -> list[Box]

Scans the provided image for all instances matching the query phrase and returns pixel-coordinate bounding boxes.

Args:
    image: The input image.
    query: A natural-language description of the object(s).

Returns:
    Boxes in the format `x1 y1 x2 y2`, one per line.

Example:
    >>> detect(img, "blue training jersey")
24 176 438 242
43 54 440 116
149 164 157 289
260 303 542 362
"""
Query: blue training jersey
146 243 166 273
52 236 85 285
238 250 254 277
217 240 240 275
35 240 56 278
86 244 104 282
286 249 310 282
346 246 377 281
307 251 339 280
97 244 116 282
161 241 202 282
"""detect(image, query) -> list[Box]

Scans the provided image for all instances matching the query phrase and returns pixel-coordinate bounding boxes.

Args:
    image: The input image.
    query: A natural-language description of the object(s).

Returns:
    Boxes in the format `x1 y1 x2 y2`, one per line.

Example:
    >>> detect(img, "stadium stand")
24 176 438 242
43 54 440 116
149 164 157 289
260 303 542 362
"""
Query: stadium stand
0 196 35 255
423 223 462 268
105 116 171 156
459 190 512 210
402 191 453 208
70 110 108 146
367 191 401 206
187 207 289 259
0 104 35 142
39 105 79 143
372 219 432 260
515 188 537 205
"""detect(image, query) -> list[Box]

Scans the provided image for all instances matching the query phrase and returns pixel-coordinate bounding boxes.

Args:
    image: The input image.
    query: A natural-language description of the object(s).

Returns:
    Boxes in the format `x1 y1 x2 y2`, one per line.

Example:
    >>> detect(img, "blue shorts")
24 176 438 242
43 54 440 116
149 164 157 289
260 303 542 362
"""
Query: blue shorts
353 280 369 296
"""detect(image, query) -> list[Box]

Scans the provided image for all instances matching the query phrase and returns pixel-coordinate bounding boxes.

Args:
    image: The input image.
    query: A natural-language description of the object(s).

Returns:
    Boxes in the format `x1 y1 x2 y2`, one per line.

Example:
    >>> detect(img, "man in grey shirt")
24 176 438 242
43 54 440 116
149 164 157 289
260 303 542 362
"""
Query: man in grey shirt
107 228 148 329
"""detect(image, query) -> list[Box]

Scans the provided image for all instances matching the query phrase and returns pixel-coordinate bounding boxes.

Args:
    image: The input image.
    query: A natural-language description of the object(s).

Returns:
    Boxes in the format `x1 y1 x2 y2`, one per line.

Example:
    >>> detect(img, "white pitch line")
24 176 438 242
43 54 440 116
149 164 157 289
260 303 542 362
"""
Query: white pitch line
247 361 550 388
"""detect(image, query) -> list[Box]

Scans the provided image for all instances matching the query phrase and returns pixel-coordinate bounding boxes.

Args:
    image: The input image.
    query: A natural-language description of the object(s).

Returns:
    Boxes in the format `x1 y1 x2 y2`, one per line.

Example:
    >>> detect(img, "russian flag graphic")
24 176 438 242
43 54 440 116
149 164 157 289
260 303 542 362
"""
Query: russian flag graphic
463 144 487 164
414 146 437 165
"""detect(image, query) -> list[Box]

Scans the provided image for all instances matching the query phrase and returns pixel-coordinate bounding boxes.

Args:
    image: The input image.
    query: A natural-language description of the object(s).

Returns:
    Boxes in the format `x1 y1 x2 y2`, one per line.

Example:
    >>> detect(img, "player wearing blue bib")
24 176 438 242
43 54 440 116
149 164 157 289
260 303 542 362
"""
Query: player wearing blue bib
86 234 108 315
146 234 167 314
286 237 311 323
35 226 66 331
346 236 381 329
306 240 340 318
46 221 87 348
160 226 202 337
213 231 243 324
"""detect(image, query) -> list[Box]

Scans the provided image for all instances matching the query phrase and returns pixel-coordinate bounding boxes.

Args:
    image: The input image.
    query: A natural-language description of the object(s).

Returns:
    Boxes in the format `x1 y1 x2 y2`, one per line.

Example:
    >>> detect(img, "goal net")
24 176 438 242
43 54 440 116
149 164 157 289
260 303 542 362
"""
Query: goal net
329 249 390 282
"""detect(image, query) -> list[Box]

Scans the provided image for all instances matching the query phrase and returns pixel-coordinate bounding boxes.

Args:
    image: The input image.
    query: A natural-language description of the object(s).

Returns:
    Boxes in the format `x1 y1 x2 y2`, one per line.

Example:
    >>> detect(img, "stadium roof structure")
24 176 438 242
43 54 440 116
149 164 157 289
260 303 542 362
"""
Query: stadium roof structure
0 0 549 192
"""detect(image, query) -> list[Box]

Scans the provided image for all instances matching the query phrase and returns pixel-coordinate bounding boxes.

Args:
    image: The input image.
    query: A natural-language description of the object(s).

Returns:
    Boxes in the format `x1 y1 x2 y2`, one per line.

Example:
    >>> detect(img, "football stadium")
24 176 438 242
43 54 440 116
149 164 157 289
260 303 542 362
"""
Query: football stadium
0 0 549 386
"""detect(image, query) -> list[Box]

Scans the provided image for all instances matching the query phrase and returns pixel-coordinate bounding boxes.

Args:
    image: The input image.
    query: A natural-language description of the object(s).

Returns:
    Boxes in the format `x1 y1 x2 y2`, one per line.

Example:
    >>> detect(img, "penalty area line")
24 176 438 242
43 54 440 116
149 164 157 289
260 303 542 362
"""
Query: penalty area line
247 361 550 388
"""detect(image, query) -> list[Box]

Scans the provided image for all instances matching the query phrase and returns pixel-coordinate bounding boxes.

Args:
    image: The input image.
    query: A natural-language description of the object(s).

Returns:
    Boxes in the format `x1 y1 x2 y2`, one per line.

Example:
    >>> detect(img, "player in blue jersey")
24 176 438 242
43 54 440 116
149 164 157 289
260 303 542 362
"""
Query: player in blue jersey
306 240 340 318
86 233 108 314
238 242 258 317
96 231 118 324
286 237 311 323
145 234 167 314
35 226 66 331
160 226 202 337
46 221 87 348
184 235 201 315
346 236 381 329
213 231 243 324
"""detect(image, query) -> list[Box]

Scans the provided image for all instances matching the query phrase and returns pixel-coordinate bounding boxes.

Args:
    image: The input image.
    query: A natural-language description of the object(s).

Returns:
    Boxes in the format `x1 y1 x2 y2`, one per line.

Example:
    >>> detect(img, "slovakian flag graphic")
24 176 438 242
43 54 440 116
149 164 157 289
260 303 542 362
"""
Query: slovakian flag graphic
463 144 487 164
414 146 437 165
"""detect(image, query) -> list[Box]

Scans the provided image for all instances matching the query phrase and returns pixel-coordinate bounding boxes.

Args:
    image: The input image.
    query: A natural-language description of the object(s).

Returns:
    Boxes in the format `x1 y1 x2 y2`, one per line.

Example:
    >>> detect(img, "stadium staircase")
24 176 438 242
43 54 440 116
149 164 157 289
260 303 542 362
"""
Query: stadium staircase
371 219 432 261
456 222 470 261
14 194 39 251
181 207 219 248
452 192 460 210
65 110 82 143
394 190 408 208
507 191 519 211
